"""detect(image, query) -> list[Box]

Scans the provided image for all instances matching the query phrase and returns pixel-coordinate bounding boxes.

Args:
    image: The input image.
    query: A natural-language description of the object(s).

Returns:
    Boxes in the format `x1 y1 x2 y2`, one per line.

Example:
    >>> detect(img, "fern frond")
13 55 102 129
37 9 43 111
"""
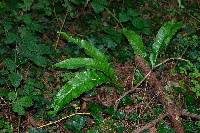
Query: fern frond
150 21 182 67
122 28 147 58
58 32 108 62
51 70 109 114
53 58 117 82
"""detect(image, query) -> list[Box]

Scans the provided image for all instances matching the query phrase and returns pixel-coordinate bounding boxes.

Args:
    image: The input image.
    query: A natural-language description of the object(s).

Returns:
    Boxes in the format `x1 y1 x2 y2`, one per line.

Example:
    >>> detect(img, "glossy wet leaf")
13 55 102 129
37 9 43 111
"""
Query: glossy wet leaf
58 32 108 62
150 21 182 67
51 70 109 114
122 28 147 58
53 58 116 82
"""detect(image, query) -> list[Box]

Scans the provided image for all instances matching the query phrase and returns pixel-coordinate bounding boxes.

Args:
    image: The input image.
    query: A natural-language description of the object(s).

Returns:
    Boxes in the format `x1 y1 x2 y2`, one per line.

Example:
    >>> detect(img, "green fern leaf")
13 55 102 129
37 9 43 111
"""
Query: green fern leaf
53 58 116 81
150 21 182 67
51 70 109 114
122 28 147 58
58 32 108 62
53 58 94 69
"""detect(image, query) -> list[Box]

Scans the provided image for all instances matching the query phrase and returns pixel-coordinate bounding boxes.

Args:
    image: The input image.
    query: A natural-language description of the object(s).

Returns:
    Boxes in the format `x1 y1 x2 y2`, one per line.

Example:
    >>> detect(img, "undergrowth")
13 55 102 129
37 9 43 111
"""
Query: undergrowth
0 0 199 132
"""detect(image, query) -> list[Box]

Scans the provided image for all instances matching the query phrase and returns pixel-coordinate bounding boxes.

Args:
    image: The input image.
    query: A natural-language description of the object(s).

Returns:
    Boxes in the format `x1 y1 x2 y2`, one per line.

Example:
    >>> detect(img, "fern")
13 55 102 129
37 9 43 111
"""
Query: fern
123 20 182 67
58 32 108 62
53 58 116 82
122 28 147 58
51 70 109 114
51 32 117 114
150 21 182 67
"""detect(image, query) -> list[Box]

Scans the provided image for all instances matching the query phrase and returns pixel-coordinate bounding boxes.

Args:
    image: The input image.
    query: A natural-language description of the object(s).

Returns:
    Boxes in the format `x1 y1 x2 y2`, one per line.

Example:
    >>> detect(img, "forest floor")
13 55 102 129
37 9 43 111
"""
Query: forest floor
0 0 200 133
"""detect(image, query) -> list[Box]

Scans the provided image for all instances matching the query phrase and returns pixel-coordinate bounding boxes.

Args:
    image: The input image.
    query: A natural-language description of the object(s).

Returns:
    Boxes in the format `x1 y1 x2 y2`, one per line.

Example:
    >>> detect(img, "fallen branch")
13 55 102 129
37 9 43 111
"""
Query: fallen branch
37 112 90 129
115 57 189 110
54 13 68 49
133 113 167 133
134 55 184 133
115 56 190 132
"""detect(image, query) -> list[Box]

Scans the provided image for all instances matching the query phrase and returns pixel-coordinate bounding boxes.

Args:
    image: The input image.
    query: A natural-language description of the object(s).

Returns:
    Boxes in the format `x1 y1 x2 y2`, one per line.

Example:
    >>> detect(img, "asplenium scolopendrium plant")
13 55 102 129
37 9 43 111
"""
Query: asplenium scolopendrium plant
51 32 117 114
122 20 183 68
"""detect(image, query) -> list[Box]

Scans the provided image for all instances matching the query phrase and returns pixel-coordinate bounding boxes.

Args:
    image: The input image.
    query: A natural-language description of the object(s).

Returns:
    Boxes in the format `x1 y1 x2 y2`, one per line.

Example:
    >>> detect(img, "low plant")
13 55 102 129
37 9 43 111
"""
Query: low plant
51 20 184 115
51 32 117 114
122 20 183 68
122 20 184 87
123 19 199 98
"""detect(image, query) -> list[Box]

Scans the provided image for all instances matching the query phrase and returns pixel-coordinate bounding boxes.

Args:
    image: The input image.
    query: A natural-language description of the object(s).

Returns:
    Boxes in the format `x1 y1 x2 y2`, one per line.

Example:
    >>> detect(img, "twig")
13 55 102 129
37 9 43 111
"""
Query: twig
154 57 190 69
133 113 167 133
114 71 151 110
54 13 68 49
181 109 200 120
17 116 21 133
0 97 7 105
37 112 90 129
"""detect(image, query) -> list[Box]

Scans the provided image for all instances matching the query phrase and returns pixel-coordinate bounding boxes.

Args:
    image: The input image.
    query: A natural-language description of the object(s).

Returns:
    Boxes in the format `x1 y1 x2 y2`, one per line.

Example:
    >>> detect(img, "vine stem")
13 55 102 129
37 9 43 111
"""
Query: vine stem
37 112 90 129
